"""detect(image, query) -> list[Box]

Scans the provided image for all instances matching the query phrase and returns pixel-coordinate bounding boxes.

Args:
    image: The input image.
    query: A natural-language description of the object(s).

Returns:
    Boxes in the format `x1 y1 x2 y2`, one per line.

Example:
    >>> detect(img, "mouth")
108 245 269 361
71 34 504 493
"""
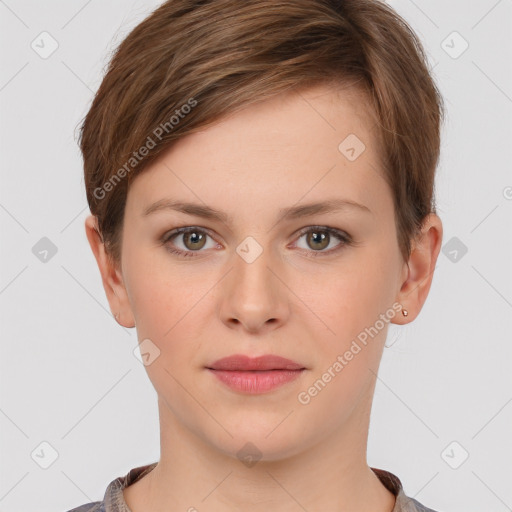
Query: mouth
206 368 305 394
206 354 305 372
205 354 306 394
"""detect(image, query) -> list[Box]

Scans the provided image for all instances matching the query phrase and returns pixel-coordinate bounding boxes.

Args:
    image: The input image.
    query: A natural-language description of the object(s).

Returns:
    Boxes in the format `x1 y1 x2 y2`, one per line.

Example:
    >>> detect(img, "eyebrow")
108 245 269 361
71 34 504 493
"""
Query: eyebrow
142 197 373 223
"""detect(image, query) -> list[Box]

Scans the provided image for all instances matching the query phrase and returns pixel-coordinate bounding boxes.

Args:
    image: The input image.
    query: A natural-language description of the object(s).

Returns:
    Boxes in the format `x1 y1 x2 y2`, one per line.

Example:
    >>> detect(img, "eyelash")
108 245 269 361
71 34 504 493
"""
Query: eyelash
161 225 353 259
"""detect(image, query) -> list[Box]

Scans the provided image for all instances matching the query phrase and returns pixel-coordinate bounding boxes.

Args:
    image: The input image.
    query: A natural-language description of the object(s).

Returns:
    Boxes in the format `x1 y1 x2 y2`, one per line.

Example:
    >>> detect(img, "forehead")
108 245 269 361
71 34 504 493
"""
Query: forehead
126 83 389 220
183 82 378 153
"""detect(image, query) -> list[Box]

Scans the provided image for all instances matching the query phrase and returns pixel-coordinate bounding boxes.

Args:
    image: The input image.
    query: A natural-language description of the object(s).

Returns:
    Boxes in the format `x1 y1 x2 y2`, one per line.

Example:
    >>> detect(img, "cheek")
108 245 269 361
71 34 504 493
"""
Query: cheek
305 255 393 340
302 245 397 386
124 246 220 367
129 270 201 340
122 243 188 336
124 257 208 398
294 266 391 428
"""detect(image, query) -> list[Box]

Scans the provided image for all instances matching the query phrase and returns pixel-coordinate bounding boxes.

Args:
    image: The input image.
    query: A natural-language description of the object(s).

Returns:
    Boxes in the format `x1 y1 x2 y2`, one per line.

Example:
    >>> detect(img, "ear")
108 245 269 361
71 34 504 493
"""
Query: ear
393 213 443 324
84 214 136 328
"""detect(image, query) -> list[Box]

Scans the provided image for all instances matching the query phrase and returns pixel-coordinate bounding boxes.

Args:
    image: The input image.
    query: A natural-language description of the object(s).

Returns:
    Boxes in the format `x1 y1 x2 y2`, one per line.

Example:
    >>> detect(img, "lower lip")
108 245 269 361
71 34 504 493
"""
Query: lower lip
207 369 305 394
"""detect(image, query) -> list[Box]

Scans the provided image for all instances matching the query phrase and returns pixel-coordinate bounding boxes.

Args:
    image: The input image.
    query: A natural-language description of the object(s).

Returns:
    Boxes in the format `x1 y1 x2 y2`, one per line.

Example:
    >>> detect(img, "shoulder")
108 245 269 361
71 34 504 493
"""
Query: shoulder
63 462 157 512
64 501 104 512
371 467 441 512
401 495 441 512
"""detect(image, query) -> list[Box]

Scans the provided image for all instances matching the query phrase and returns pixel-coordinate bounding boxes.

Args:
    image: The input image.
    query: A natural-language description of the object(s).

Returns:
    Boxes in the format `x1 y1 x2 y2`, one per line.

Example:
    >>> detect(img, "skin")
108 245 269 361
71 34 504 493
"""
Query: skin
85 83 443 512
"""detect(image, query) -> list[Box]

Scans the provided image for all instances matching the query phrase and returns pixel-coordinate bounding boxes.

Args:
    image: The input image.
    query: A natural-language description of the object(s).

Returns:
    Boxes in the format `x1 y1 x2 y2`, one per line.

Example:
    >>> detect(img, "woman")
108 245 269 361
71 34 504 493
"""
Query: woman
69 0 445 510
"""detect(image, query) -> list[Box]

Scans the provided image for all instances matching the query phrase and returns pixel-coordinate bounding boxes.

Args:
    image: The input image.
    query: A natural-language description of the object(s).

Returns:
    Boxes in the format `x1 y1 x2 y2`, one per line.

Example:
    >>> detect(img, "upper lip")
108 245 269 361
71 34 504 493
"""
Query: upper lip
207 354 305 371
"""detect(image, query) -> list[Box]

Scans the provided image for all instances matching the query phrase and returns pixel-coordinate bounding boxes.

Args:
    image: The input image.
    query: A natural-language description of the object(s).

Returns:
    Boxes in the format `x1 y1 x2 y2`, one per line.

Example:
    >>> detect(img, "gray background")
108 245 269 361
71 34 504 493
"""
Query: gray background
0 1 511 511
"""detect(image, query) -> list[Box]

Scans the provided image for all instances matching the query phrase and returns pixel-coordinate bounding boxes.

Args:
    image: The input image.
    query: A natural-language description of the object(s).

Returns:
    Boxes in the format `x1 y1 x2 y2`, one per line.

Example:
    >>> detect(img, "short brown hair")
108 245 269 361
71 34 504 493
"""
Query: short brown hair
79 0 445 265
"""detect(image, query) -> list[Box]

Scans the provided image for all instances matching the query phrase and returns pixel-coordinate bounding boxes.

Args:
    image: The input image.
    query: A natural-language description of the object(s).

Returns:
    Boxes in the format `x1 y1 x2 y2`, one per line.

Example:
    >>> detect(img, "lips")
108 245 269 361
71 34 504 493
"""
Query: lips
207 354 305 371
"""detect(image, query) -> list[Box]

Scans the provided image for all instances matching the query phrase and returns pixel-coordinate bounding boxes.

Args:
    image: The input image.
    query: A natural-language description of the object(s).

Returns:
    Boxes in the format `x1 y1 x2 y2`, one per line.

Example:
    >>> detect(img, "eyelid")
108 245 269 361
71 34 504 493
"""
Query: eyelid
293 225 348 240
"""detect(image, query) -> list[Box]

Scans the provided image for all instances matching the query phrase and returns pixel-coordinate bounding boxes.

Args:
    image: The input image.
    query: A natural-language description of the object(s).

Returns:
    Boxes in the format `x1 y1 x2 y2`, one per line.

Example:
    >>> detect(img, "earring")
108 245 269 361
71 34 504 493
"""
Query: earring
402 308 408 317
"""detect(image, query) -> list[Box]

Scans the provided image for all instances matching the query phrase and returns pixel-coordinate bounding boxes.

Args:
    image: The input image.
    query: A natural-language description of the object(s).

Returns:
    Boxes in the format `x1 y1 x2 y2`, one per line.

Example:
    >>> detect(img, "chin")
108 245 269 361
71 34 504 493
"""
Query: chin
199 417 314 464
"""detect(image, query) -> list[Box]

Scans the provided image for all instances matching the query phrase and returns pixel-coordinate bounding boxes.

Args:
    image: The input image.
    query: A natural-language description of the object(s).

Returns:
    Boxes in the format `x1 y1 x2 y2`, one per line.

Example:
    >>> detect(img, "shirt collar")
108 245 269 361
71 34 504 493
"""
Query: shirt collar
101 462 432 512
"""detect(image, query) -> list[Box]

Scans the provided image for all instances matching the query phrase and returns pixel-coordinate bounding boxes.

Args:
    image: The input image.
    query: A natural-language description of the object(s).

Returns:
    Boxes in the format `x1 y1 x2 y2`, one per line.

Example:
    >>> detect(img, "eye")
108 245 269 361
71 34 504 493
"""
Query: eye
292 226 352 257
162 227 219 258
161 225 353 259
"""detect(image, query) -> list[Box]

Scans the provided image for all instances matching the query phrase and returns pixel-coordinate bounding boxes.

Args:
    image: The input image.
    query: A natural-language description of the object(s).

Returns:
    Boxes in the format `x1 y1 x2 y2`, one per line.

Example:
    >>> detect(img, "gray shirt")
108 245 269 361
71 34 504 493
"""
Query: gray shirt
66 462 439 512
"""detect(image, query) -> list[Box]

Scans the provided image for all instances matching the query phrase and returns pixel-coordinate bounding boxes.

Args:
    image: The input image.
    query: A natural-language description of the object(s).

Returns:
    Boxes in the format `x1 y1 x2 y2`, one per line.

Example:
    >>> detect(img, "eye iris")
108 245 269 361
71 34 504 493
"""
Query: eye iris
184 231 206 250
307 230 329 250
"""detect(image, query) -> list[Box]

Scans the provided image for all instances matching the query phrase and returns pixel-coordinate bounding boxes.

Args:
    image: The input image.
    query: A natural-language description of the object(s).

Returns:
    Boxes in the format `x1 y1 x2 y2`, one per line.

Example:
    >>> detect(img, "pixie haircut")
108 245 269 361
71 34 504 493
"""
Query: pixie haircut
79 0 445 265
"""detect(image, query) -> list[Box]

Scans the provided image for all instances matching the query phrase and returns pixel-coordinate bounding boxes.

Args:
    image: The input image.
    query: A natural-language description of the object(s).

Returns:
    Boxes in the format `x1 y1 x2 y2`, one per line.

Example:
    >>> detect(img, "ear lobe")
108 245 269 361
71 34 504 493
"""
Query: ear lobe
393 213 443 324
84 214 136 328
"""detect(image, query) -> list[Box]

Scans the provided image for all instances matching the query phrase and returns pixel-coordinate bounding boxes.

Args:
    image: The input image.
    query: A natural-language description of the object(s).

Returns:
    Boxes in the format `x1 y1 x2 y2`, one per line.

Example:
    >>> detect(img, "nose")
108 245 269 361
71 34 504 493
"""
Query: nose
219 241 290 334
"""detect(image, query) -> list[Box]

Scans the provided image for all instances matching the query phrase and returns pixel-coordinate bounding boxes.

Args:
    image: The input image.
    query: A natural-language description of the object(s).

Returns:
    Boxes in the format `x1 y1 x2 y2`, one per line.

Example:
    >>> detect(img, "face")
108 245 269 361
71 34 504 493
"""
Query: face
86 83 442 462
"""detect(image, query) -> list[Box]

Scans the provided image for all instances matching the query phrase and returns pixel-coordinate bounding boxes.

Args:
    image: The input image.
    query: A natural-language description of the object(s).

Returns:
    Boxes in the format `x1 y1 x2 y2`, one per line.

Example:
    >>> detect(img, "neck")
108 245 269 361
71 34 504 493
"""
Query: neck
124 394 396 512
